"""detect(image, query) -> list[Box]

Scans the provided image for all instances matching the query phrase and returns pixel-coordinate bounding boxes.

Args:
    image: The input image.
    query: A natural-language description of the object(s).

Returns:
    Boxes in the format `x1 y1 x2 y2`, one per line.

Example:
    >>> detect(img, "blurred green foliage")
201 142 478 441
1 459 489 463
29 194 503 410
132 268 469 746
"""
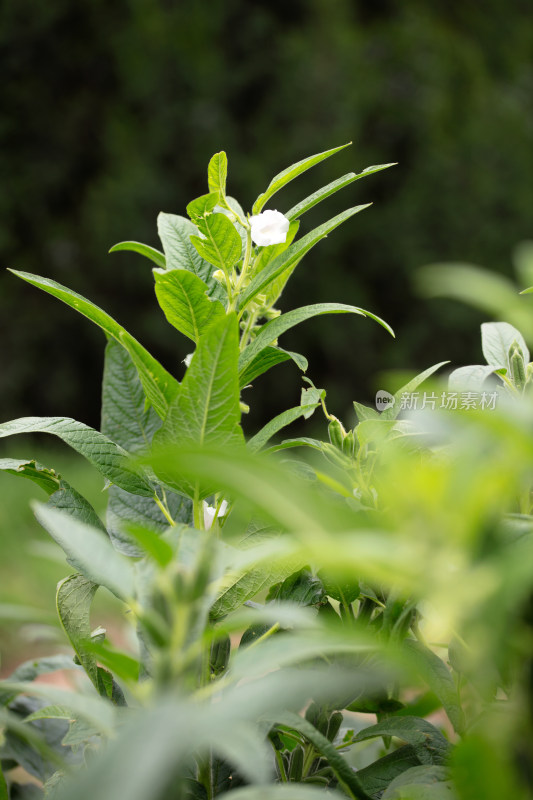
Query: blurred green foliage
1 0 532 429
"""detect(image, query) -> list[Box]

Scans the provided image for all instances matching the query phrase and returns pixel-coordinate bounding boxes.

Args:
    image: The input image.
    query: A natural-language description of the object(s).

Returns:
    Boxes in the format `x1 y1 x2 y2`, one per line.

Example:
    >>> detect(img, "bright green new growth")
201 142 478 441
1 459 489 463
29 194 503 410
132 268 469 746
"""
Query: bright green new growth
2 145 532 800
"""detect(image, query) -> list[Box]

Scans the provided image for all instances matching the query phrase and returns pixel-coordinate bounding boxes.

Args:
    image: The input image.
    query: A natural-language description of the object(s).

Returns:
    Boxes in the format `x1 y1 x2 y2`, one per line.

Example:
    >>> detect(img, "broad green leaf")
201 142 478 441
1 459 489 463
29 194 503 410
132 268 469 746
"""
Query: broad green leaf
481 321 529 368
153 267 225 343
404 639 465 734
218 788 344 800
35 504 135 600
61 717 102 747
238 206 371 311
56 574 100 690
273 711 373 800
239 346 308 387
100 337 189 552
0 700 68 782
157 212 224 298
106 487 191 555
356 747 422 797
186 191 220 220
380 362 449 421
286 163 397 220
48 480 108 532
7 655 79 684
191 212 242 274
153 314 243 498
354 717 450 766
0 416 152 496
383 766 454 800
87 642 140 684
247 405 320 453
239 303 393 375
120 523 174 566
211 560 297 620
101 337 161 455
208 151 228 196
108 240 166 268
9 269 179 419
0 458 60 494
252 143 351 215
448 365 503 392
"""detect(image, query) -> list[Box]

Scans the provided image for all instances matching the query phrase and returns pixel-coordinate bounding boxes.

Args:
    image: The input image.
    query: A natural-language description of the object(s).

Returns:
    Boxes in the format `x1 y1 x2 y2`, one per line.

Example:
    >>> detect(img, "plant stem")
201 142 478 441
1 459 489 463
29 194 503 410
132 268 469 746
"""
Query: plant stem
154 493 175 527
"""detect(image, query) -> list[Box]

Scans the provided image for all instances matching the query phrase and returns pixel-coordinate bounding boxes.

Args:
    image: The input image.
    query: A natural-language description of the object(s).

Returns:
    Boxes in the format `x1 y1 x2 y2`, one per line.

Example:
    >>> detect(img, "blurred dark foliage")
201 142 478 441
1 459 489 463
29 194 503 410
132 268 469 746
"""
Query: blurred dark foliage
1 0 532 435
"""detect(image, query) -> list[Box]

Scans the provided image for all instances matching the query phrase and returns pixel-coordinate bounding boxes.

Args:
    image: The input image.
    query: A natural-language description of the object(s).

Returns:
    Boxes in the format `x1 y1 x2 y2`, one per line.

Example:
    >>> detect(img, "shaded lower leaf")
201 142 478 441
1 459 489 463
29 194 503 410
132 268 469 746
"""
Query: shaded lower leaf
354 717 451 766
356 746 422 797
404 640 464 735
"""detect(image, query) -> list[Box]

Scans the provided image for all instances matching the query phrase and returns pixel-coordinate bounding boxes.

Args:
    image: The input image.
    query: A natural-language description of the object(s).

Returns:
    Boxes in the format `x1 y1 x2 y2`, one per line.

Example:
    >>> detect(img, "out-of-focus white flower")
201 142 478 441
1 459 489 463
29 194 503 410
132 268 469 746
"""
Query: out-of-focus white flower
249 210 290 247
203 499 229 530
183 353 193 368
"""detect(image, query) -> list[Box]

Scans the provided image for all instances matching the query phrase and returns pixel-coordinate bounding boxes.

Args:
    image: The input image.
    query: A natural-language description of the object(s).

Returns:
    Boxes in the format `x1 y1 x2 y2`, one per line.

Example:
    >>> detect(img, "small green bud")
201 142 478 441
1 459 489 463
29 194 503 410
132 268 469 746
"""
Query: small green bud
288 746 304 781
212 269 226 283
326 711 343 742
342 429 356 458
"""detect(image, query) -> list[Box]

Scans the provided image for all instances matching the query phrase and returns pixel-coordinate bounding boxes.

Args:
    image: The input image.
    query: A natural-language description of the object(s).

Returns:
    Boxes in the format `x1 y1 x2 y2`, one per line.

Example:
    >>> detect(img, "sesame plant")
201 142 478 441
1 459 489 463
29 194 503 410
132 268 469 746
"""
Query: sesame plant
1 146 533 800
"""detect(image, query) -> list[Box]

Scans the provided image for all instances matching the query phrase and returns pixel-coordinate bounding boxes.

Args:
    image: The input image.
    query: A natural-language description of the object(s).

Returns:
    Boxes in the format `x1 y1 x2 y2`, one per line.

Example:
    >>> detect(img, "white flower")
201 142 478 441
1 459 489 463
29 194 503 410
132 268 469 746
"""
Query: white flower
249 210 290 247
203 499 228 530
183 353 193 367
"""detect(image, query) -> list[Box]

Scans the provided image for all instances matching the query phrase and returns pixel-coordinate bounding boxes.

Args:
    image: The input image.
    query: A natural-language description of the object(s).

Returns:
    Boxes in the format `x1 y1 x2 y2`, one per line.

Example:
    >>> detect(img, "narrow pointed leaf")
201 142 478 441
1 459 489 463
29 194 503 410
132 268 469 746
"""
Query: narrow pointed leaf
481 321 529 368
9 269 179 419
56 574 100 690
153 267 225 343
252 143 351 214
240 303 393 374
239 346 307 387
238 206 371 310
248 405 320 453
286 163 396 220
0 416 152 496
108 241 166 268
47 480 107 531
380 362 450 421
404 639 465 735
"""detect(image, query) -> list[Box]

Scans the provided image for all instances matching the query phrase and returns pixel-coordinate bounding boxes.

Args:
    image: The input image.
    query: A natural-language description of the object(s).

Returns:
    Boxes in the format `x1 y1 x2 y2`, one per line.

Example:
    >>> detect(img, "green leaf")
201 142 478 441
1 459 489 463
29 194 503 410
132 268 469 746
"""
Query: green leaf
47 480 107 531
101 337 161 455
186 191 220 220
9 269 179 419
252 143 351 215
0 762 8 800
238 206 371 311
87 642 140 684
239 346 308 387
239 303 393 375
273 711 373 800
101 337 190 552
153 267 225 343
211 559 297 620
353 401 380 422
157 212 224 299
55 574 100 690
218 788 343 800
191 212 242 274
380 362 449 421
404 639 465 734
208 151 228 196
153 314 243 498
35 504 135 600
356 747 422 797
247 405 320 453
383 766 454 800
354 717 451 766
448 365 503 392
108 240 166 268
286 163 397 221
0 458 61 494
0 416 152 496
481 321 529 368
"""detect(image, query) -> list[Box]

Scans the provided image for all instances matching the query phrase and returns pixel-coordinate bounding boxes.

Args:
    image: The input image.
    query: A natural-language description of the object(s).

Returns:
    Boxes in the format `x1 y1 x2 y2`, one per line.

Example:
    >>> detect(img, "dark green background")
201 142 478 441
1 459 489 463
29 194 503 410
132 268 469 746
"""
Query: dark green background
1 0 532 434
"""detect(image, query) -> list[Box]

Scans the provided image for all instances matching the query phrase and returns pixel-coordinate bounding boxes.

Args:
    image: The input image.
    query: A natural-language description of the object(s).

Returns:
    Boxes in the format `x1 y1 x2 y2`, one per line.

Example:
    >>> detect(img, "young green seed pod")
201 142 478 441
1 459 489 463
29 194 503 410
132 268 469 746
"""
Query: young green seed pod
510 343 526 390
288 746 304 782
328 416 346 450
342 429 356 458
305 701 320 727
316 709 330 737
326 711 343 742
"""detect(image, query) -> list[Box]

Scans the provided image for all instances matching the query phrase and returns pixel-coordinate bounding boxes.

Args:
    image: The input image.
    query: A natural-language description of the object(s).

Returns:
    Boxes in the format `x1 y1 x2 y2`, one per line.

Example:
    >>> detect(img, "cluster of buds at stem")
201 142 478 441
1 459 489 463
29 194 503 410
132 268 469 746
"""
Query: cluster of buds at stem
328 415 356 458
